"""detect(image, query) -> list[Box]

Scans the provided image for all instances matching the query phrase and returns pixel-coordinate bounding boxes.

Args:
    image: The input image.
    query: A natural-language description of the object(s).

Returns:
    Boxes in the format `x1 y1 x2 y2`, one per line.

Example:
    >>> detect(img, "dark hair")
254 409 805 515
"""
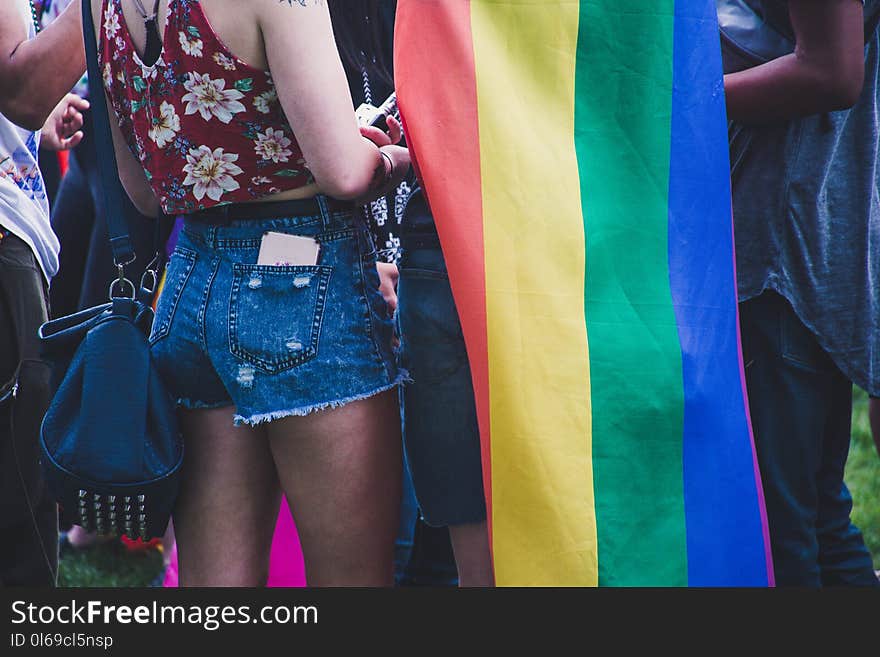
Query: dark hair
328 0 395 89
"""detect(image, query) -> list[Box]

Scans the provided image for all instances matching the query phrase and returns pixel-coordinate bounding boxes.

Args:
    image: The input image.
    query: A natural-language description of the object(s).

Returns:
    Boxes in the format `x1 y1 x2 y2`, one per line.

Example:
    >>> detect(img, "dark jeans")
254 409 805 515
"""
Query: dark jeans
391 187 468 587
394 451 458 587
740 291 878 587
0 232 57 586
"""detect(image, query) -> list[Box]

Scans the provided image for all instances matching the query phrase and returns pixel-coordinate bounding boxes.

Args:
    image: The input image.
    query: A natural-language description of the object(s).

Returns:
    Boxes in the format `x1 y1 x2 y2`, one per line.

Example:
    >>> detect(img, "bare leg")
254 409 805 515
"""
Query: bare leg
449 521 494 587
267 390 401 587
174 407 281 587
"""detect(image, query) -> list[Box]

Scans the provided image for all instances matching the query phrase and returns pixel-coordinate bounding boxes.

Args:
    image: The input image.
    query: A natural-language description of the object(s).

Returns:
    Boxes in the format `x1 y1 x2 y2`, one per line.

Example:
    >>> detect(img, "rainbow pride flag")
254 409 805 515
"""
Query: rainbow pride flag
395 0 774 586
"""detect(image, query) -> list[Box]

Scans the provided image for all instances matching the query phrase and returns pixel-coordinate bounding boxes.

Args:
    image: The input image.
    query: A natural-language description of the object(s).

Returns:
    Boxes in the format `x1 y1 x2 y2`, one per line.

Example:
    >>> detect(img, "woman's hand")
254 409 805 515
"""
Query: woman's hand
376 261 400 348
40 93 89 151
354 142 411 205
359 114 403 147
358 115 410 201
376 261 399 316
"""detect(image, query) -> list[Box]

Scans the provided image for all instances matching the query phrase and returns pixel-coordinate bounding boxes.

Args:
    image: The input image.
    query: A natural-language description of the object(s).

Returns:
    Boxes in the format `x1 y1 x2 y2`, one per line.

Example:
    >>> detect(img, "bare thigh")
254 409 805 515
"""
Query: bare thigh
174 406 281 587
267 389 402 587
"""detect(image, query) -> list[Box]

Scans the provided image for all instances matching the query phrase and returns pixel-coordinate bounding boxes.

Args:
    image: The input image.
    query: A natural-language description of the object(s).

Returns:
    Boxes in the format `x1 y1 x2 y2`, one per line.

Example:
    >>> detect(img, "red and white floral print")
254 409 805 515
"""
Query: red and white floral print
148 101 181 148
181 72 246 123
253 128 292 164
182 145 243 201
99 0 312 214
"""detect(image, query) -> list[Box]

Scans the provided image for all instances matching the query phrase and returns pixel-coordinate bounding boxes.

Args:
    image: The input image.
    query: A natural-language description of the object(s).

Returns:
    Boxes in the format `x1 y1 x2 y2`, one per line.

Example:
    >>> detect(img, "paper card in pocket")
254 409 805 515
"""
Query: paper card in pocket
257 232 321 266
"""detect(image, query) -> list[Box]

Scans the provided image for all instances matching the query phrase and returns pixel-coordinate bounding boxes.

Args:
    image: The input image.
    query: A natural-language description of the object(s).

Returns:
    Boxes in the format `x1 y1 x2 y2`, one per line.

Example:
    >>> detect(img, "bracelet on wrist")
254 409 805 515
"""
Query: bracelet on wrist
380 150 394 183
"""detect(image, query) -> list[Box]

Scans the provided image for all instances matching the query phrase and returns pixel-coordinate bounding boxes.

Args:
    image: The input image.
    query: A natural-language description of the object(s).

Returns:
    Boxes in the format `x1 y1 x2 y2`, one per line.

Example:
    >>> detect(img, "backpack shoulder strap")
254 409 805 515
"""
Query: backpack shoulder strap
82 0 134 269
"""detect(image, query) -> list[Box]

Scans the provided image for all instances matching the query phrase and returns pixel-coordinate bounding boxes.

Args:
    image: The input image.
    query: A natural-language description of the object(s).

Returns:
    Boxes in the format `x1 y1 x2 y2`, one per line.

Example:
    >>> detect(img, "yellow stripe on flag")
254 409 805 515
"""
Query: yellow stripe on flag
470 2 597 585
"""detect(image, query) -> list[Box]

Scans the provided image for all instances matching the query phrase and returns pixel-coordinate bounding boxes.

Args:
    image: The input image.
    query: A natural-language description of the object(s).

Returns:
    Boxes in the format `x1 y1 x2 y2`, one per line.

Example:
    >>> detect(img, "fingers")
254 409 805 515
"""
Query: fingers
360 125 392 147
62 108 85 133
68 95 91 112
59 95 89 134
386 115 402 144
376 262 399 317
380 288 398 316
60 131 84 151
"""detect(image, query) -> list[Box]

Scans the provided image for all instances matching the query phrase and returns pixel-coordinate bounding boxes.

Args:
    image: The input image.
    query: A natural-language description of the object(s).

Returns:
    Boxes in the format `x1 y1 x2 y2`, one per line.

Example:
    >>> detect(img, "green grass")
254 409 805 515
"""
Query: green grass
847 387 880 569
58 539 164 588
58 390 880 586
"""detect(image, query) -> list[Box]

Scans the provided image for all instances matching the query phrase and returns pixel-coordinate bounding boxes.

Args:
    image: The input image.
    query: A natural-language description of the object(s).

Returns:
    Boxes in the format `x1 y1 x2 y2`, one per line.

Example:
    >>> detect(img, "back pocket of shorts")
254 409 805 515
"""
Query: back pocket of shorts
229 264 332 373
150 247 197 345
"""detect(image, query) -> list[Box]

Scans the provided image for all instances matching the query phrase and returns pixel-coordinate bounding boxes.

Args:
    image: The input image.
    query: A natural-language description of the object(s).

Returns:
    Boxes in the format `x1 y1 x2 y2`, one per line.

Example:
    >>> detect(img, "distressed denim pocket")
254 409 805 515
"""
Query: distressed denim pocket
229 263 332 374
149 247 197 345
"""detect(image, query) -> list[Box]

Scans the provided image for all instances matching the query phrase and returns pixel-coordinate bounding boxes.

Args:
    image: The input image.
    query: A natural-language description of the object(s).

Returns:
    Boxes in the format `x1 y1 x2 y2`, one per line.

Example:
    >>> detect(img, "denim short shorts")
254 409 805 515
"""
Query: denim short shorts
150 198 404 425
397 191 486 527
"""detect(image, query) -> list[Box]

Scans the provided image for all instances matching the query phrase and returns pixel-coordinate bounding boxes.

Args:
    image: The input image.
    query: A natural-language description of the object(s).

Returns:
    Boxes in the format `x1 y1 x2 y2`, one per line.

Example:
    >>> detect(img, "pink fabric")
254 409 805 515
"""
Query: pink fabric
267 497 307 587
163 497 306 587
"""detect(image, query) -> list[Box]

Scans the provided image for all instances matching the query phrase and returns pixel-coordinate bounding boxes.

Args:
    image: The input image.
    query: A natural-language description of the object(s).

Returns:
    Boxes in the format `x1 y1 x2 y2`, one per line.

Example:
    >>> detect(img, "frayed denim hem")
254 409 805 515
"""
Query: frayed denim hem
176 397 233 411
233 372 411 426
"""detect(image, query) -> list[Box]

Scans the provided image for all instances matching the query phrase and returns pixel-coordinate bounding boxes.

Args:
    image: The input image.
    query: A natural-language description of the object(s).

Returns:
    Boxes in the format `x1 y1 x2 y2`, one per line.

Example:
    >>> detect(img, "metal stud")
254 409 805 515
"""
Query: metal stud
137 495 145 503
108 495 117 505
124 496 131 504
93 493 101 502
78 489 87 499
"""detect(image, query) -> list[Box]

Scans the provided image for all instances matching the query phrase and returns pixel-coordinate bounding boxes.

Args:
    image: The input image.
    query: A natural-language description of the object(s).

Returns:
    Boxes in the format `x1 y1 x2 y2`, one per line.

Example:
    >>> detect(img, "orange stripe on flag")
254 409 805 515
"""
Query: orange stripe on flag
395 1 494 549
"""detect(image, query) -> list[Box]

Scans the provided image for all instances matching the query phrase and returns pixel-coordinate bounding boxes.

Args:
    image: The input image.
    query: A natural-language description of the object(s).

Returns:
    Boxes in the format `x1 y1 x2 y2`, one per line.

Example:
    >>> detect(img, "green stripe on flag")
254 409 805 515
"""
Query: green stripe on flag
574 1 688 586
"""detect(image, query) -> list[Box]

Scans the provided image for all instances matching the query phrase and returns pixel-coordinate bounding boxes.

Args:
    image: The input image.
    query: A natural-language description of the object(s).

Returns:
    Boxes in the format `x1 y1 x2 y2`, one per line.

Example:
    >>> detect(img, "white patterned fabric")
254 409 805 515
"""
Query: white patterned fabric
0 0 57 280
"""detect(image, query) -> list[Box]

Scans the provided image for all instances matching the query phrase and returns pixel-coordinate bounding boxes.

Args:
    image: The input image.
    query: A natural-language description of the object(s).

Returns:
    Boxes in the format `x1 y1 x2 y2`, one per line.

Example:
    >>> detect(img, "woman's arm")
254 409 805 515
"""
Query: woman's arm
724 0 865 123
105 94 162 218
257 0 402 200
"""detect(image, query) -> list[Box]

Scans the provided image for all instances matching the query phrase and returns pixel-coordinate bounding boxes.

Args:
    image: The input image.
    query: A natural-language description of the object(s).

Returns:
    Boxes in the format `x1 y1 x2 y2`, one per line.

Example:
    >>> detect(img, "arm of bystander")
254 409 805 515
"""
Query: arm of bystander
725 0 866 123
0 0 86 130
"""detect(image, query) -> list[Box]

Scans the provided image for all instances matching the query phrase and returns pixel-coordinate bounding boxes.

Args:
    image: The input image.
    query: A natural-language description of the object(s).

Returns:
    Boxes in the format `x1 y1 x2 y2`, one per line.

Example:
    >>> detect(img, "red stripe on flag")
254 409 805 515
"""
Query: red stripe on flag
394 0 493 544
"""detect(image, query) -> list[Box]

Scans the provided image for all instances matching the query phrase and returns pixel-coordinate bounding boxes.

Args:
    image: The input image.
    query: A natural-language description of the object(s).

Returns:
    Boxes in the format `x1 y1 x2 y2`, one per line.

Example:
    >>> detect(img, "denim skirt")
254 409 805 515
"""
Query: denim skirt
149 199 403 425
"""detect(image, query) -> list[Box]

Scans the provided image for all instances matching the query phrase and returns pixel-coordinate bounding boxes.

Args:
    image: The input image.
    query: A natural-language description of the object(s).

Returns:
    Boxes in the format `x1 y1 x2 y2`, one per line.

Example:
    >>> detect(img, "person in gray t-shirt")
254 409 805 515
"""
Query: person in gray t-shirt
725 0 879 587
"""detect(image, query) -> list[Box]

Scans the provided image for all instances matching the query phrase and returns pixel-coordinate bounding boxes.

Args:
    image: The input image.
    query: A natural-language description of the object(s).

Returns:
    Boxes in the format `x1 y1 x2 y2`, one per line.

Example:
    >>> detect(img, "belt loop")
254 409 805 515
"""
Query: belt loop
207 225 217 248
316 194 331 232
